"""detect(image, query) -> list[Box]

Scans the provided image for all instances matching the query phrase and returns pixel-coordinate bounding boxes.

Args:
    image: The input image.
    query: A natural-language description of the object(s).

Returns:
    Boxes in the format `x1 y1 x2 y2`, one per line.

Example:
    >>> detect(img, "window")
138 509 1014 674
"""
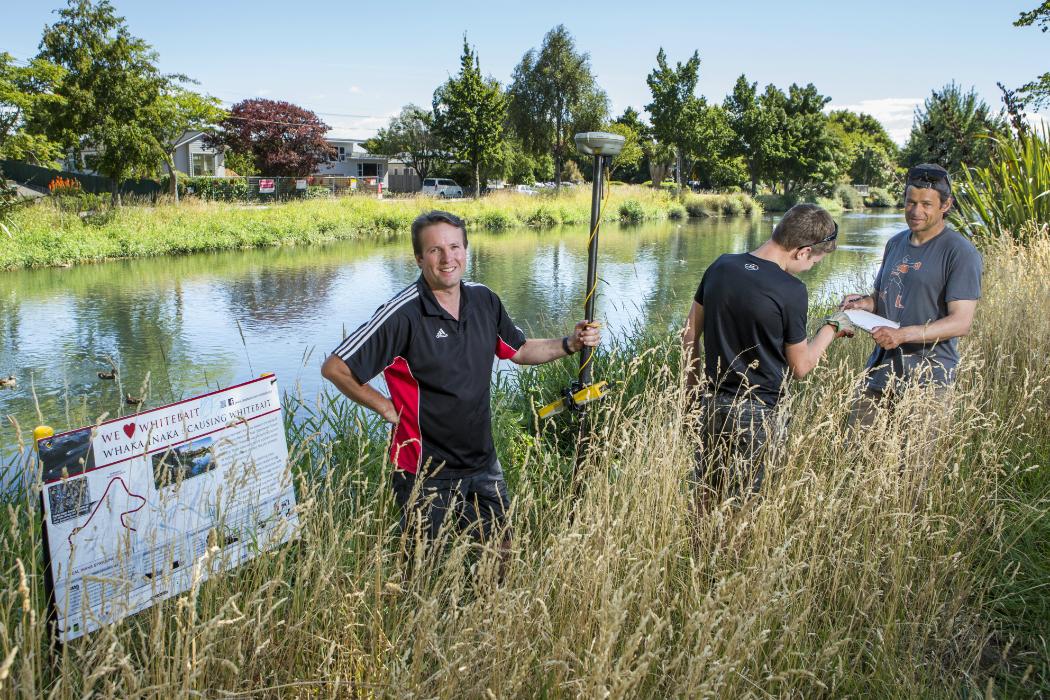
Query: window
191 153 215 176
357 163 379 177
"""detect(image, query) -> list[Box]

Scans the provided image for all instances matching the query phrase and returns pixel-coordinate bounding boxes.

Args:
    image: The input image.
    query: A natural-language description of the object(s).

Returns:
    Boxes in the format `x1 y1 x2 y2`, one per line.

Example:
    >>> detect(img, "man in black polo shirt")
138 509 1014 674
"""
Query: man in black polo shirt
682 204 854 502
321 210 600 550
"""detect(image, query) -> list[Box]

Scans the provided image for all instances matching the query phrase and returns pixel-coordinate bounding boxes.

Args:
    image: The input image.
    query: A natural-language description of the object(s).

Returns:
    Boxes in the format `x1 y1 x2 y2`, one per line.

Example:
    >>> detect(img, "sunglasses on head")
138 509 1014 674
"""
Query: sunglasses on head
798 221 838 250
907 166 951 188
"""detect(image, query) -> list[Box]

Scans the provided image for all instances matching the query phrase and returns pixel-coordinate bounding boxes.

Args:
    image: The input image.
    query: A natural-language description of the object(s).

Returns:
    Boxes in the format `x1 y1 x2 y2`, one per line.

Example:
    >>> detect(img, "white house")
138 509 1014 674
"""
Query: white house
65 130 225 177
315 137 388 186
171 130 225 177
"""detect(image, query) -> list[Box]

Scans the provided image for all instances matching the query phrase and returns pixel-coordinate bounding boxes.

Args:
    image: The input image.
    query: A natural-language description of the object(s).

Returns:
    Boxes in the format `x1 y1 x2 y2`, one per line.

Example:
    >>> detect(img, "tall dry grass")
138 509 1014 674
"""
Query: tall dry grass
0 233 1047 697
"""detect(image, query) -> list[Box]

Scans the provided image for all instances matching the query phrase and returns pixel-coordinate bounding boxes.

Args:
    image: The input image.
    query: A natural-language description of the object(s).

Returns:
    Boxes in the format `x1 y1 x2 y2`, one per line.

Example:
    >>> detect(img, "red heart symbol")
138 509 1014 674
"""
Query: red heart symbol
123 423 136 438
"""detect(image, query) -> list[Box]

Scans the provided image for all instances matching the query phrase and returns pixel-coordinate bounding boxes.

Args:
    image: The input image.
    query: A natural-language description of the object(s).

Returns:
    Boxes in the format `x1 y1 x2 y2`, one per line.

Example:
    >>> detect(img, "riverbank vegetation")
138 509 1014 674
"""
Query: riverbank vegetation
0 185 758 270
1 227 1047 696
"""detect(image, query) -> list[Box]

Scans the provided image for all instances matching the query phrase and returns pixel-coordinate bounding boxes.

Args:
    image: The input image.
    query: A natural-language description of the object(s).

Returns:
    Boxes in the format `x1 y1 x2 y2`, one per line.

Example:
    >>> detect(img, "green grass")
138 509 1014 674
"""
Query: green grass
1 228 1045 697
1 186 759 270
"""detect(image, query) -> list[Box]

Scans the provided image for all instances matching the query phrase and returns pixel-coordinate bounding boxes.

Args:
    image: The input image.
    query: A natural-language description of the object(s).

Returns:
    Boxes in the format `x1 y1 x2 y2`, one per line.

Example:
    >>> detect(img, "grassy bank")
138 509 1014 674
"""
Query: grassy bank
0 230 1047 696
0 186 759 270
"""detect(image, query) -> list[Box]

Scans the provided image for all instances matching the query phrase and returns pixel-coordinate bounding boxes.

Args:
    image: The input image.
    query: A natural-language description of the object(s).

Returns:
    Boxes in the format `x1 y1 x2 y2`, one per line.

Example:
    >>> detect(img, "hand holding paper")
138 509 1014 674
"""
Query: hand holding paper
843 309 900 334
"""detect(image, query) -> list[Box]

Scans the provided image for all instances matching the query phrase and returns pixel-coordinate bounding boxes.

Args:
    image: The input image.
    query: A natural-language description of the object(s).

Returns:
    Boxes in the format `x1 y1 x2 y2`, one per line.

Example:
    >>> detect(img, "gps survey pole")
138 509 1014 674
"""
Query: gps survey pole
576 133 613 388
537 132 624 501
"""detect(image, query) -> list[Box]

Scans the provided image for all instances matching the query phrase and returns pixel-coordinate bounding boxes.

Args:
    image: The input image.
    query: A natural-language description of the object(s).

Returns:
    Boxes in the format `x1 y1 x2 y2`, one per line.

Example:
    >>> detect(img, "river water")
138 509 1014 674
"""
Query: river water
0 211 905 463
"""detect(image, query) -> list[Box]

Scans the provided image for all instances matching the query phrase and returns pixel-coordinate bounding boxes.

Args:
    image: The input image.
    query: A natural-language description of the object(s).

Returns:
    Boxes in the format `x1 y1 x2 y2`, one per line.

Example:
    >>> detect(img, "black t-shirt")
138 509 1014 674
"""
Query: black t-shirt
332 277 527 475
693 252 808 405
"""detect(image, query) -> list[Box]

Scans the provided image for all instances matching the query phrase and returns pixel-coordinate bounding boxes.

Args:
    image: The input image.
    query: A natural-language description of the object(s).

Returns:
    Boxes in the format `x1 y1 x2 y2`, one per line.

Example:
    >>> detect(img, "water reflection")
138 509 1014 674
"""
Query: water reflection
0 212 904 458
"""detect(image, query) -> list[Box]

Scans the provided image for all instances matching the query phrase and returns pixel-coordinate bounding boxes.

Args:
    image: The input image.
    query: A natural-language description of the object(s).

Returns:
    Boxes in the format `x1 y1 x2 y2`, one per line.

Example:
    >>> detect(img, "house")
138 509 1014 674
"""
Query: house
171 130 225 177
315 137 388 187
387 158 421 193
65 130 225 178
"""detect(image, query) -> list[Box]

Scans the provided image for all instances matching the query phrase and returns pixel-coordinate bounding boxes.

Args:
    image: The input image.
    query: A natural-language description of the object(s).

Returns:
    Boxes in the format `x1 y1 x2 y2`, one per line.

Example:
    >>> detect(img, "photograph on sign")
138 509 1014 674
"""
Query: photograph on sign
37 375 299 642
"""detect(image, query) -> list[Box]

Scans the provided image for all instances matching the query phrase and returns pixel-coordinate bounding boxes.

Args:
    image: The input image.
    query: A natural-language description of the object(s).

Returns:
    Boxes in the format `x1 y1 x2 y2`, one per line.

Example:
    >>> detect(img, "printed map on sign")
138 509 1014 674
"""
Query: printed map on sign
37 375 299 642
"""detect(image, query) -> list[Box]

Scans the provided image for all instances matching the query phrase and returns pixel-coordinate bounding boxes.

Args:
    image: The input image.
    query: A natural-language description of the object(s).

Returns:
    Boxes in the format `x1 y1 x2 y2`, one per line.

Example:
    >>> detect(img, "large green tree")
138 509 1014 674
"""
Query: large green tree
827 109 898 187
901 83 1008 173
508 25 607 189
37 0 176 203
0 52 65 164
366 104 443 185
433 38 506 198
774 83 839 193
722 74 780 194
645 49 703 188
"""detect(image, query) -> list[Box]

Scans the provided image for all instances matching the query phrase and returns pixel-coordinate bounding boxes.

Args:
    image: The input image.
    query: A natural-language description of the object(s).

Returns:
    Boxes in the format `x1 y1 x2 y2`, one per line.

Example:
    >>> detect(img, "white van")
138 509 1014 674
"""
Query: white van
421 178 464 198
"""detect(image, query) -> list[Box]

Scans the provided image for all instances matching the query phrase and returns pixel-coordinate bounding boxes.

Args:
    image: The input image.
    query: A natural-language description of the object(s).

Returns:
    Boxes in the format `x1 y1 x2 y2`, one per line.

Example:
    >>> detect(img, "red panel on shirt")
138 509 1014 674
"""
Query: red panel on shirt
384 356 421 473
495 336 519 360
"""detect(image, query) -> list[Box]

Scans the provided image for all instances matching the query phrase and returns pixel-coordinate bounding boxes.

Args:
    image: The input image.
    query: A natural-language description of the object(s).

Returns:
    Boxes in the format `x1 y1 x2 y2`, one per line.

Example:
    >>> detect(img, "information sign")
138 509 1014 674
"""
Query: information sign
37 375 298 642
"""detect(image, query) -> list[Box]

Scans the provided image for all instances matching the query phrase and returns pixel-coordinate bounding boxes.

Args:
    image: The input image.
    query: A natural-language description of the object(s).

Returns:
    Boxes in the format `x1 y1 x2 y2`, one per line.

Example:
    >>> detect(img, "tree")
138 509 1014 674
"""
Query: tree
508 25 608 189
367 104 442 184
0 52 65 164
641 138 675 186
603 122 642 179
901 83 1008 173
153 85 225 201
204 98 334 177
433 38 506 198
775 83 839 193
688 103 743 189
1015 2 1050 108
723 74 779 194
827 110 898 187
645 49 705 188
37 0 175 203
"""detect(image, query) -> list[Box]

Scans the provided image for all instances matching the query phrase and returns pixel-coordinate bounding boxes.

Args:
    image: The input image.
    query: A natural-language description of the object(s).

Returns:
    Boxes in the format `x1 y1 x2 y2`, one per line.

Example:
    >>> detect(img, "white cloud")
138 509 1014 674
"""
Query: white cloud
256 88 272 96
827 97 923 145
348 85 362 94
324 111 396 140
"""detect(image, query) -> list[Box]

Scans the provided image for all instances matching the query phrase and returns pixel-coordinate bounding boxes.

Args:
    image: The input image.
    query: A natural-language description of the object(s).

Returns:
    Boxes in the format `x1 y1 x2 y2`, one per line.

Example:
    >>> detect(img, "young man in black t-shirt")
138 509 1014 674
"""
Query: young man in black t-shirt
682 204 854 500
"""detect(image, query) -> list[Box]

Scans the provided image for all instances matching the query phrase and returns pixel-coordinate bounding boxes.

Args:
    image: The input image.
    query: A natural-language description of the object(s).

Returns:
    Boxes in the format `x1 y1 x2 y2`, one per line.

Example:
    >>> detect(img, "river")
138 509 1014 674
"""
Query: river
0 211 905 463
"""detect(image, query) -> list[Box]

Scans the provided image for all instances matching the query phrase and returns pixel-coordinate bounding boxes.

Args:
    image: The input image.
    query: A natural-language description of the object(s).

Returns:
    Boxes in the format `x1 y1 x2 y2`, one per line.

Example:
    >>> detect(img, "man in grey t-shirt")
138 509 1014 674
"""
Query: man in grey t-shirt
841 164 982 423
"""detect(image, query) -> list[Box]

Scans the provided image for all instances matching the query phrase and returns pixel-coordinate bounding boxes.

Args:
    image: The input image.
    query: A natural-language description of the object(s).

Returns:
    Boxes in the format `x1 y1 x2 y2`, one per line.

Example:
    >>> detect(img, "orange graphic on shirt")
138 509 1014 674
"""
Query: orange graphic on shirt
887 257 922 310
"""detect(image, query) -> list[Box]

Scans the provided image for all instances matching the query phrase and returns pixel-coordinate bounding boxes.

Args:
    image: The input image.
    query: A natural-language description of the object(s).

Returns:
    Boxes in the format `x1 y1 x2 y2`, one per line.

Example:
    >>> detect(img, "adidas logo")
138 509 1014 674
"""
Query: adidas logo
435 328 448 339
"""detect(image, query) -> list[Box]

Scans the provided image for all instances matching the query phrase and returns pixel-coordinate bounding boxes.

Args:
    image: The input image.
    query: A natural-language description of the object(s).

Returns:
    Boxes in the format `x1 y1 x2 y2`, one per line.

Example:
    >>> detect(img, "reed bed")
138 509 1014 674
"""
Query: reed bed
0 186 757 271
0 233 1047 697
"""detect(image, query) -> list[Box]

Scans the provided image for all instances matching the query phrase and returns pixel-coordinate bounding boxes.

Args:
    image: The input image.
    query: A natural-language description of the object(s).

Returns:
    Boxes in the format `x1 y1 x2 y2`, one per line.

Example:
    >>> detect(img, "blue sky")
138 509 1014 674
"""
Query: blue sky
2 0 1046 143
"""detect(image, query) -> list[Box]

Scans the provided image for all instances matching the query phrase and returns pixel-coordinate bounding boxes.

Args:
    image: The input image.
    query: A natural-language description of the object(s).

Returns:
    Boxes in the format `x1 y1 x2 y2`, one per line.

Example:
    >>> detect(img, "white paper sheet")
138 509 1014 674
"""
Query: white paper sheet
844 309 900 333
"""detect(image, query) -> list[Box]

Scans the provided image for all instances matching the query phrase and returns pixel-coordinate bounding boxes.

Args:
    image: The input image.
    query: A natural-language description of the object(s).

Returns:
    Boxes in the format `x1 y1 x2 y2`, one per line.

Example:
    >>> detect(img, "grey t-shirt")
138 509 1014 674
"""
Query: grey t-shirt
865 226 982 390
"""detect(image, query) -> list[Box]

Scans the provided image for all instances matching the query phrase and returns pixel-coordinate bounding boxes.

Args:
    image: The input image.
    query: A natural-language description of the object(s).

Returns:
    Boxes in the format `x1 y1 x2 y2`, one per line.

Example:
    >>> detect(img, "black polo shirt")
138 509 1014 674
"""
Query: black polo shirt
333 276 527 476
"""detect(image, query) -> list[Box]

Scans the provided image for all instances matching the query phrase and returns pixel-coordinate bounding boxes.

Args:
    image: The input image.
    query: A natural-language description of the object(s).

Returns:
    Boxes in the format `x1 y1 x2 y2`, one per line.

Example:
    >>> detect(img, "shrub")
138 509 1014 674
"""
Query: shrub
305 185 331 199
618 199 646 223
721 195 745 217
864 187 896 208
524 205 559 227
48 176 82 196
755 193 796 212
667 203 687 220
833 184 865 210
475 210 513 230
954 126 1050 245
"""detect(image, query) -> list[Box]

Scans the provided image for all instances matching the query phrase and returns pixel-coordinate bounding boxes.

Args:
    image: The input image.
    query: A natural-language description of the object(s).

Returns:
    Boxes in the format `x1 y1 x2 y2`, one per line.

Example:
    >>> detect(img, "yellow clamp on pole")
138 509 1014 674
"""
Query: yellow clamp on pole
34 425 54 443
537 381 611 420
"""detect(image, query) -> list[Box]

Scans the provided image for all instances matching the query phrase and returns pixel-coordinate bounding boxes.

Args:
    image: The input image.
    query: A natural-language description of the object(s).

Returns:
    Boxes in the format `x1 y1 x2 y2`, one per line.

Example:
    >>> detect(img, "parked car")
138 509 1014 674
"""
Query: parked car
511 184 537 196
421 178 464 198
